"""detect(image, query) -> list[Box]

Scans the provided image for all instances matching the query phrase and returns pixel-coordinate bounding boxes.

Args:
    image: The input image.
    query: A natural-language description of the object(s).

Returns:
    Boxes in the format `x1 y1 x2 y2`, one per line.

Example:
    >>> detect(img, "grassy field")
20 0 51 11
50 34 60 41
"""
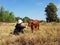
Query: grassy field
0 22 60 45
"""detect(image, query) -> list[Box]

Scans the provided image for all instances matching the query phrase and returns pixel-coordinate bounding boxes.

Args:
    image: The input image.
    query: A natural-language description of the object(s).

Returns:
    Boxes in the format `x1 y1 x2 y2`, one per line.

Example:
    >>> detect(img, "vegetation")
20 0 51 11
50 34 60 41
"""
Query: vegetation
56 18 60 22
15 17 22 21
0 23 60 45
0 3 60 45
22 17 31 23
40 20 46 22
45 3 58 22
0 6 16 22
0 6 31 23
0 3 60 23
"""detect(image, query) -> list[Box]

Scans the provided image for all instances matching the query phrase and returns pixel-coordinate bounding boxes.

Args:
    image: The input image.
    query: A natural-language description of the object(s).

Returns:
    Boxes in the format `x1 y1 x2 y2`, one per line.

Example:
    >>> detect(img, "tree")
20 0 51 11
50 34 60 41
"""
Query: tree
45 3 58 22
0 6 16 22
4 11 9 22
8 12 16 22
15 17 22 21
23 17 30 23
0 6 5 22
40 20 46 22
56 18 60 22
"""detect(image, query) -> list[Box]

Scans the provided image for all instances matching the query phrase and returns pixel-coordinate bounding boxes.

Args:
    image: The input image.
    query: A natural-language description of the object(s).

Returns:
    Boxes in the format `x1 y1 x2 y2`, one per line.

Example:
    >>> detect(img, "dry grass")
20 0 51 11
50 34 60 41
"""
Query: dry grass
0 22 60 45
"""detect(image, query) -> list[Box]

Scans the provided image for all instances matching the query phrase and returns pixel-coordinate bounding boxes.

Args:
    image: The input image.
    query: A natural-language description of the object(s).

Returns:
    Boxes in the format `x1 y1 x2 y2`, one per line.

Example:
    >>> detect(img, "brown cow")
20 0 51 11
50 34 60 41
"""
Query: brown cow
28 20 40 33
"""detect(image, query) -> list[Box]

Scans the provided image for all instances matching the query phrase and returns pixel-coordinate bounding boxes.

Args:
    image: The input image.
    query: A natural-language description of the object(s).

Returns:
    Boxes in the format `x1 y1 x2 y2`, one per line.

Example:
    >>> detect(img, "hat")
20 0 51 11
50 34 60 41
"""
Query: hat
18 19 23 24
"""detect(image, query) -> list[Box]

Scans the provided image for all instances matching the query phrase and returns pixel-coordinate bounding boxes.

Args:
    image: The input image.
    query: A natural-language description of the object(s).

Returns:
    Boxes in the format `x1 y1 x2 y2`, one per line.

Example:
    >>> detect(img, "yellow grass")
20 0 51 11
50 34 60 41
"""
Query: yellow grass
0 22 60 45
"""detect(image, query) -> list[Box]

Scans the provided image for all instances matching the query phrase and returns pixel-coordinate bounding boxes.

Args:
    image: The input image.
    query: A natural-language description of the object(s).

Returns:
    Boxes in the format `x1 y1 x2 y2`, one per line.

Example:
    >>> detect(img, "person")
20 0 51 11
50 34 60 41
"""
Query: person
13 19 26 35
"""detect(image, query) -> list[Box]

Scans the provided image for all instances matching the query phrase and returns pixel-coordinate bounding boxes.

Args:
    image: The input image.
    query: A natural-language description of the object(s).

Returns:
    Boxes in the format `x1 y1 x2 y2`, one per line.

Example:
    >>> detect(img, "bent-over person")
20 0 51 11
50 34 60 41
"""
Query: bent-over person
13 19 26 35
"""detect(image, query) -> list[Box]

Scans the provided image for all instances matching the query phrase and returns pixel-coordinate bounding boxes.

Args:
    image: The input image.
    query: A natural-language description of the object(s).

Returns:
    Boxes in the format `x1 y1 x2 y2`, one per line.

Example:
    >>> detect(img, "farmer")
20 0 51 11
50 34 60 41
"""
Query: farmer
13 19 26 35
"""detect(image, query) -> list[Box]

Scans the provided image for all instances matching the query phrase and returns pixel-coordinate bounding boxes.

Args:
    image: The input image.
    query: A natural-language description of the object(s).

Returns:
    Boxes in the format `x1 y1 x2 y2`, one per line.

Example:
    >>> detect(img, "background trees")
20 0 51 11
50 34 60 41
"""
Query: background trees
7 12 16 22
0 3 60 23
0 6 31 23
45 3 58 22
0 6 5 22
0 6 16 22
15 17 22 22
22 17 30 23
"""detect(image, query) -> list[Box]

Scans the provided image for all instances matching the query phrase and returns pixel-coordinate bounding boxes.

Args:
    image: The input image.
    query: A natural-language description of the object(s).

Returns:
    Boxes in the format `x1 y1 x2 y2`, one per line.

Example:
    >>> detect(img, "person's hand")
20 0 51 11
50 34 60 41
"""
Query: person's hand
26 26 28 28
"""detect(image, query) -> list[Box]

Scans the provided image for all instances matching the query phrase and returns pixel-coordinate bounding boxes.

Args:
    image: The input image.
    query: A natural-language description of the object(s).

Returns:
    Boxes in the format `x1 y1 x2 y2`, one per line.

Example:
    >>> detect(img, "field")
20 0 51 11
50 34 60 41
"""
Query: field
0 22 60 45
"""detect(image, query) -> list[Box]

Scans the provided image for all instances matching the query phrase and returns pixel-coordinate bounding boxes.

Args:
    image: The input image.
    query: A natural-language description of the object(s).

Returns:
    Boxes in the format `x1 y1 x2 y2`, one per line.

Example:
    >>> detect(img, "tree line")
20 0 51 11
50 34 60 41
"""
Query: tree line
0 6 16 22
0 6 31 23
0 2 60 23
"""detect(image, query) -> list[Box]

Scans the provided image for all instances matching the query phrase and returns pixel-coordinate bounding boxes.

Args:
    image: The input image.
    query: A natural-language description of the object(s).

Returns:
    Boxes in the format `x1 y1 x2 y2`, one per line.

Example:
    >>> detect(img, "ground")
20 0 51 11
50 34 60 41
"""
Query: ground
0 22 60 45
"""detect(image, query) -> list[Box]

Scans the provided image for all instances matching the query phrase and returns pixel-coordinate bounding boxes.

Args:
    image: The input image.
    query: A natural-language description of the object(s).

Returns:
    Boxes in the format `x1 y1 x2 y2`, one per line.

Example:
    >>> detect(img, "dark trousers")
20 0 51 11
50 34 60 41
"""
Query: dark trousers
13 29 24 35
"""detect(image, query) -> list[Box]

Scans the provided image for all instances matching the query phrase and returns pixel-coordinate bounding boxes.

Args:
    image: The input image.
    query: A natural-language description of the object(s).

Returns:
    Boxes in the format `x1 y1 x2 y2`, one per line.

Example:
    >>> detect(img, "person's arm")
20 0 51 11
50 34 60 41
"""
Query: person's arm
20 25 26 29
18 24 26 29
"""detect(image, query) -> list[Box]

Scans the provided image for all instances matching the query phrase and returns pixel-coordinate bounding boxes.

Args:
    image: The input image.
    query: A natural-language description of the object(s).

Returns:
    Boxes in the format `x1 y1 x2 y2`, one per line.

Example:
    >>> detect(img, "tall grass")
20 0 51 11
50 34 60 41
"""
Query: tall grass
0 22 60 45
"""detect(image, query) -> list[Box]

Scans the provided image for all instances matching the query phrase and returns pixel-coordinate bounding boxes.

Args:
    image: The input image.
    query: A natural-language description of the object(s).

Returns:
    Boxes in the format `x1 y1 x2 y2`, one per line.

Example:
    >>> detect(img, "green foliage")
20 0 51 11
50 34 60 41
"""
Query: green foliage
0 6 31 23
4 11 9 22
45 3 58 22
0 6 16 22
0 6 5 22
40 20 46 22
56 18 60 22
23 17 30 23
15 17 22 21
7 12 16 22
